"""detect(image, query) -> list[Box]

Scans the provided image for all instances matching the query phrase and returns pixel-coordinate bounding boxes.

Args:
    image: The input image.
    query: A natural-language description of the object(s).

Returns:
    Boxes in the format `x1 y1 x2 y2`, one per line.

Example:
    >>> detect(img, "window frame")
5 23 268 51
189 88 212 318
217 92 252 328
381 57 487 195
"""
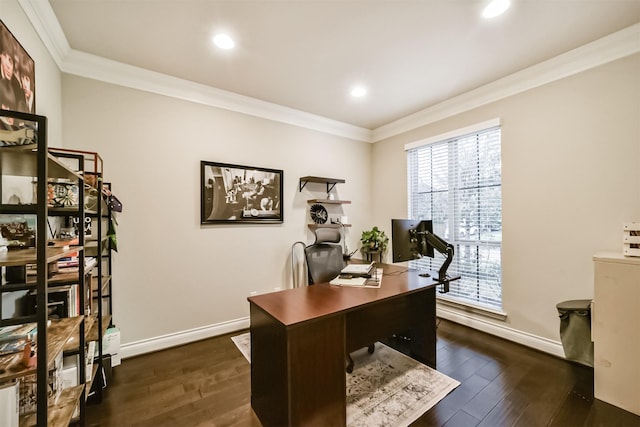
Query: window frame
404 119 504 315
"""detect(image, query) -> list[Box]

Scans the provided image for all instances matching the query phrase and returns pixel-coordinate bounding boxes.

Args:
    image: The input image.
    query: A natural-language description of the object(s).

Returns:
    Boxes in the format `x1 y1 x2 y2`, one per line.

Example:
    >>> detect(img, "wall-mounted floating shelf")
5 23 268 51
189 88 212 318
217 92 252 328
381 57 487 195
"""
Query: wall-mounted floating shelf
299 176 345 194
301 176 350 230
307 224 352 230
306 199 351 205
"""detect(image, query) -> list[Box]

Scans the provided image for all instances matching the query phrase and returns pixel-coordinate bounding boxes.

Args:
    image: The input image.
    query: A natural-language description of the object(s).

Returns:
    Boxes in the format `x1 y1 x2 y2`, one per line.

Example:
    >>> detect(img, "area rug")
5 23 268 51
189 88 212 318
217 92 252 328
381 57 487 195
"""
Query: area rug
231 332 459 427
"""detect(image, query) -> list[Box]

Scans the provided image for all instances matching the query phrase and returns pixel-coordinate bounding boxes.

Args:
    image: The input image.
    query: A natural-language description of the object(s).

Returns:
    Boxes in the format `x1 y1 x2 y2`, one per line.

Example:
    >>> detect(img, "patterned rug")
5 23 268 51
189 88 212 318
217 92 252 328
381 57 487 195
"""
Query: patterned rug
231 332 459 427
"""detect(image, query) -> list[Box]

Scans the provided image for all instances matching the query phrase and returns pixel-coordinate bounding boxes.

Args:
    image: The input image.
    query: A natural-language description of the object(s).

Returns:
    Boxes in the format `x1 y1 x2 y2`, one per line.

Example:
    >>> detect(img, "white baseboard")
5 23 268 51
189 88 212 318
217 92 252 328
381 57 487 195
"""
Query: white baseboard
120 317 250 360
437 304 565 359
119 309 565 362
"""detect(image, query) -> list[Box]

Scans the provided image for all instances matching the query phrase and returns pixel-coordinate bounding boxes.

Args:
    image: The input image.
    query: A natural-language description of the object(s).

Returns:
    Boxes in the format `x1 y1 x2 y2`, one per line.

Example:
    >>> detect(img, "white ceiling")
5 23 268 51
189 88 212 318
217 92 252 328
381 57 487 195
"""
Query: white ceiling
47 0 640 131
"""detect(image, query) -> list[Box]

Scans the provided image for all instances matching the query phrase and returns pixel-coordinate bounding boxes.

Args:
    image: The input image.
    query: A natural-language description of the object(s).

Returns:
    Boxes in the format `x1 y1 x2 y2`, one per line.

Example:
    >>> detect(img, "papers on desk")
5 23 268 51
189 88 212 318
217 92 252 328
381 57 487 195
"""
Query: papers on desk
329 269 383 288
329 276 367 286
341 262 374 276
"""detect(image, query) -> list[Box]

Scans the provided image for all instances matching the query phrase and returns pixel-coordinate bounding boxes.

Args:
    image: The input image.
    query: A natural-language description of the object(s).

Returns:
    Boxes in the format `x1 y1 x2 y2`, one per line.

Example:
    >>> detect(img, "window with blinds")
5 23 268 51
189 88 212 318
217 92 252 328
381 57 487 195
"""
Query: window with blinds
406 121 502 310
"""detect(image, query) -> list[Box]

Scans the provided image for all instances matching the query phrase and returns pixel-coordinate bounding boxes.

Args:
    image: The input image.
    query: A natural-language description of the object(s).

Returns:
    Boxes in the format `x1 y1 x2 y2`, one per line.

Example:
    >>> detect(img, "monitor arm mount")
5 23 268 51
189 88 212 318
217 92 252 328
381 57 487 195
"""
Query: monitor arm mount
412 229 456 293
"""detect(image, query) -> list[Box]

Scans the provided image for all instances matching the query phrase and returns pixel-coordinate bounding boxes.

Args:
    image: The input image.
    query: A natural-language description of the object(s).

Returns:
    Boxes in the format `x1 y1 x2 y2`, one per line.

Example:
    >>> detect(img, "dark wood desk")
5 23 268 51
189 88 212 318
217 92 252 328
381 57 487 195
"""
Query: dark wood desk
248 263 439 427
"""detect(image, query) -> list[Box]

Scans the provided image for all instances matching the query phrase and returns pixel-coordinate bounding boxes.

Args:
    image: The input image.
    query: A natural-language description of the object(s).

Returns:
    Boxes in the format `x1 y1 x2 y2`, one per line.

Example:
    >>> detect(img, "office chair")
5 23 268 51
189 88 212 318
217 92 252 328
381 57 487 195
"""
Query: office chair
304 228 345 285
304 228 375 373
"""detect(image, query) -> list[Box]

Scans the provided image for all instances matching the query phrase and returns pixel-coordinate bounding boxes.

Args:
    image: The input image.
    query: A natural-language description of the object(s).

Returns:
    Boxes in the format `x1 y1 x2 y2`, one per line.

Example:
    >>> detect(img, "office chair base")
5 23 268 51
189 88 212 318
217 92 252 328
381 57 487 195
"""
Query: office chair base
346 344 375 374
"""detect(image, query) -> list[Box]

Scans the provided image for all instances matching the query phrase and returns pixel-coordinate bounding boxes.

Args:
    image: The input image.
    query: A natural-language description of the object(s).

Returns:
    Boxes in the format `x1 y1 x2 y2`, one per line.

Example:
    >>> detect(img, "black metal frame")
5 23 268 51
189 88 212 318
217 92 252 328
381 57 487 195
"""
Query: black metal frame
0 109 101 425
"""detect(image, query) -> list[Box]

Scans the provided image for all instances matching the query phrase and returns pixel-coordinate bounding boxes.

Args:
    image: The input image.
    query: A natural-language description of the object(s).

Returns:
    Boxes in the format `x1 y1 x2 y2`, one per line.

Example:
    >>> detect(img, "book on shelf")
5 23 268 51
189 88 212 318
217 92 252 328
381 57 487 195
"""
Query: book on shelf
25 284 79 319
0 340 27 357
57 258 79 269
55 256 96 273
0 324 36 358
0 324 37 344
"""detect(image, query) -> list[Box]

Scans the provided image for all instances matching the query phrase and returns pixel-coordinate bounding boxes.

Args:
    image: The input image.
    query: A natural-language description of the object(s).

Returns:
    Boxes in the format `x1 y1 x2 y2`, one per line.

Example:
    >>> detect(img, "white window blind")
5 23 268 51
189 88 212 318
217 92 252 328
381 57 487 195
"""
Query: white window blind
406 123 502 310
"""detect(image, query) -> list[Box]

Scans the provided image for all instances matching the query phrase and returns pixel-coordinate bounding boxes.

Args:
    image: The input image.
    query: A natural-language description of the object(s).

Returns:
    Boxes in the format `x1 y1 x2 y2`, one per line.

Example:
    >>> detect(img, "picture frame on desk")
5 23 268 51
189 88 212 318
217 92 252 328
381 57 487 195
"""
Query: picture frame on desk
200 161 283 224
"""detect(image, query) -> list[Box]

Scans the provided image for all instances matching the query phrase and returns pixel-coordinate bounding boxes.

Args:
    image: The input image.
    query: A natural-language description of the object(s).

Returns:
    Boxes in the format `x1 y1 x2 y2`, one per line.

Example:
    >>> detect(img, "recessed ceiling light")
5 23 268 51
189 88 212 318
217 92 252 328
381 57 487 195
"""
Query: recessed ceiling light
482 0 510 18
213 33 235 50
351 86 367 97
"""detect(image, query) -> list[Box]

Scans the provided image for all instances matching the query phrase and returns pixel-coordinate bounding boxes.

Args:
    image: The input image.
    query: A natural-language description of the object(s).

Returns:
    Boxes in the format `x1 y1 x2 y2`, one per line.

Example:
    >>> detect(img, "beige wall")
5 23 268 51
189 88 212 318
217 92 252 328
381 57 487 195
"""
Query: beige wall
61 75 372 345
372 54 640 343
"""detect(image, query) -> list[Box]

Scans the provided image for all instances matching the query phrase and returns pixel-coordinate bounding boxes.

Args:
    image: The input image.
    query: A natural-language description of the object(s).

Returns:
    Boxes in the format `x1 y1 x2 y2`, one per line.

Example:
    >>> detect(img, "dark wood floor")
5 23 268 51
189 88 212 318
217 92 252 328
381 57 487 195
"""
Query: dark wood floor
86 319 640 427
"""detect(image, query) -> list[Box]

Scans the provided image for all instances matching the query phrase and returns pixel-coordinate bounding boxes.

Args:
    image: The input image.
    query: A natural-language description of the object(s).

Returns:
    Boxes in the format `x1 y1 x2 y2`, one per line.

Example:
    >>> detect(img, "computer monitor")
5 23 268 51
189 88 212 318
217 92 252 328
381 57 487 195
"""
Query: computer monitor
391 219 434 262
391 218 457 291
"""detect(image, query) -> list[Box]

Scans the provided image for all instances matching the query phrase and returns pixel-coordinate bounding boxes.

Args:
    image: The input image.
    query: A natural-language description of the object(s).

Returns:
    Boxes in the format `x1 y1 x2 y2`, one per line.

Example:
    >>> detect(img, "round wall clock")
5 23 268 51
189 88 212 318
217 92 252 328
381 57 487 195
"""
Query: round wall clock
310 203 328 224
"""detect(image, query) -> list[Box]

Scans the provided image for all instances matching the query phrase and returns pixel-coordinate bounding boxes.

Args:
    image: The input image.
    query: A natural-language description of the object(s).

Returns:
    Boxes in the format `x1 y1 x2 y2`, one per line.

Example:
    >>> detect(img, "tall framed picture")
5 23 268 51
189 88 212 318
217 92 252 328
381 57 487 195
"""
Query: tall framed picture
1 20 35 115
201 161 283 224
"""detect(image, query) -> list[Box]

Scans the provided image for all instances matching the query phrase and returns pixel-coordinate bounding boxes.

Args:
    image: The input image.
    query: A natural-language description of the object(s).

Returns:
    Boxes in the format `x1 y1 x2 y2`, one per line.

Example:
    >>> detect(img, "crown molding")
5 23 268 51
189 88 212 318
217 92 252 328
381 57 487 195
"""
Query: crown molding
20 1 638 144
372 23 640 142
18 0 69 67
64 49 371 142
61 49 372 142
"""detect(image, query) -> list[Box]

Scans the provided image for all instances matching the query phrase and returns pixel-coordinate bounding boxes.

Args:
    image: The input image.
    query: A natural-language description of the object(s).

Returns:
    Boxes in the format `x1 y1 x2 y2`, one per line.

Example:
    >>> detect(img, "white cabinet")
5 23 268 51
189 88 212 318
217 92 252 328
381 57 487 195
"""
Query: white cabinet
593 252 640 416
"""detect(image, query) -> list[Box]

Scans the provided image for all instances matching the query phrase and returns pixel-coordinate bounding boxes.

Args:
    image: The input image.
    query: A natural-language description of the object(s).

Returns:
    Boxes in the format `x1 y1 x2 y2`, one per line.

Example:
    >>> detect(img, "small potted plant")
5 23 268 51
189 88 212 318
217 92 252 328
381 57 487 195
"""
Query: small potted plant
360 226 389 257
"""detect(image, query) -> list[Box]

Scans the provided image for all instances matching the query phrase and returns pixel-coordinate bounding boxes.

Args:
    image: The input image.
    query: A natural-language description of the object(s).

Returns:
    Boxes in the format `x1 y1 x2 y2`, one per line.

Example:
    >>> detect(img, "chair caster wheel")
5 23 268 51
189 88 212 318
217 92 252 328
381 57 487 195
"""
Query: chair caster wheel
346 356 354 373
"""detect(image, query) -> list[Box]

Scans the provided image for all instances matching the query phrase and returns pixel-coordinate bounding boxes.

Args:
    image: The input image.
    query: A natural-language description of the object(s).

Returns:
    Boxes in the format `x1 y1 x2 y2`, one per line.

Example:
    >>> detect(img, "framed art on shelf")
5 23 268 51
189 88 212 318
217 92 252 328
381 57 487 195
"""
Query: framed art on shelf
201 161 283 224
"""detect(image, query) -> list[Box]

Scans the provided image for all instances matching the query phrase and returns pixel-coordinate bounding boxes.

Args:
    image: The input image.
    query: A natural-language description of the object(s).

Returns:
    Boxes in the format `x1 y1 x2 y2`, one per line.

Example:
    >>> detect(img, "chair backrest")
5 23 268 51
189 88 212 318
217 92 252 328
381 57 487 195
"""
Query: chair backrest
304 228 344 284
313 227 341 244
304 243 344 284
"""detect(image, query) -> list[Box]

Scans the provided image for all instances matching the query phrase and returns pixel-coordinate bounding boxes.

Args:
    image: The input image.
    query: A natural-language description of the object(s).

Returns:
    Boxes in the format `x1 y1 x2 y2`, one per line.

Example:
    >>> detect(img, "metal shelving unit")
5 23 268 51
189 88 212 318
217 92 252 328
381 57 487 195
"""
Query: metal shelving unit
0 110 88 426
0 111 115 426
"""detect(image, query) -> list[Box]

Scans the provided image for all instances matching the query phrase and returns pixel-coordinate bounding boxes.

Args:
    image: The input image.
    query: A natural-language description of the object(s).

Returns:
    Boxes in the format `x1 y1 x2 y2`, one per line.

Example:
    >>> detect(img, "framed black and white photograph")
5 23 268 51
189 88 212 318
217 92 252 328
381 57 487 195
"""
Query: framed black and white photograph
1 20 35 115
201 161 283 224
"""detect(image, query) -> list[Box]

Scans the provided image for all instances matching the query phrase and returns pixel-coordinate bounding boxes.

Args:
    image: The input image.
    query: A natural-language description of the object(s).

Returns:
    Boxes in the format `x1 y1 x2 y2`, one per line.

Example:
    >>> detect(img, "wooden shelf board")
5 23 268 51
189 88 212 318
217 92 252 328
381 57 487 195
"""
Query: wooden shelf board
299 176 345 184
299 176 345 193
0 148 82 181
307 224 351 230
83 315 97 343
0 204 37 214
25 267 94 287
0 282 37 292
87 315 112 342
91 276 112 297
46 317 84 369
46 271 80 285
0 246 84 267
307 199 351 204
62 316 89 354
0 205 81 217
0 316 84 383
85 363 100 401
19 384 85 427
